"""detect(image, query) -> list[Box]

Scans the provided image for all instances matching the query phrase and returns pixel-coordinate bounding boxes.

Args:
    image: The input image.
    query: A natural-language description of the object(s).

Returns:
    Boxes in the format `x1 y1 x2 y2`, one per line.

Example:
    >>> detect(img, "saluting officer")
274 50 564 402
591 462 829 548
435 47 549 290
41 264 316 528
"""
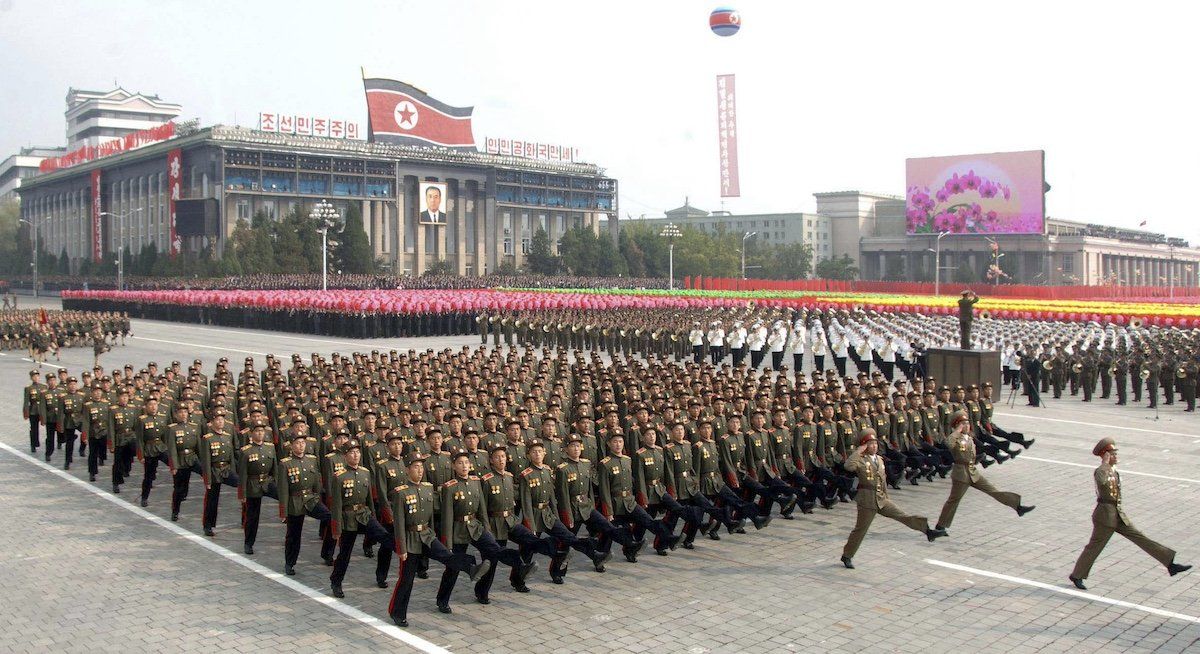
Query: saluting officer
1069 437 1191 589
840 430 945 569
934 412 1034 533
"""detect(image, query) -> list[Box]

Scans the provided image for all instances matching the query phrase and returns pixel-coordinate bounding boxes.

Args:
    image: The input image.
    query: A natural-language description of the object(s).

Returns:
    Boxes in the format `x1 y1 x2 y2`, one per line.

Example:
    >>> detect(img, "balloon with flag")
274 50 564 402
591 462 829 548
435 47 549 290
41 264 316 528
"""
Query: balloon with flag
710 6 741 37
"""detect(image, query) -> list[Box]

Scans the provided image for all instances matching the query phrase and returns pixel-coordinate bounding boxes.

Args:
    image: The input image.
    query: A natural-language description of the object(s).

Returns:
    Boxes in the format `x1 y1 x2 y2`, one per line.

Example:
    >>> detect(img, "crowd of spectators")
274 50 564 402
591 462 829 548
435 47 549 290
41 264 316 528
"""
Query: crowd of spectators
3 274 670 293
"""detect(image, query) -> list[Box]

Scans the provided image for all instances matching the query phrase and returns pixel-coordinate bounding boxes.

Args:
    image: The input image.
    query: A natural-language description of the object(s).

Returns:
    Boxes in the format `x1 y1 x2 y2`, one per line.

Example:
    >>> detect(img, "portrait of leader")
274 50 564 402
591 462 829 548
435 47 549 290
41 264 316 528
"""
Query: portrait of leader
419 181 448 225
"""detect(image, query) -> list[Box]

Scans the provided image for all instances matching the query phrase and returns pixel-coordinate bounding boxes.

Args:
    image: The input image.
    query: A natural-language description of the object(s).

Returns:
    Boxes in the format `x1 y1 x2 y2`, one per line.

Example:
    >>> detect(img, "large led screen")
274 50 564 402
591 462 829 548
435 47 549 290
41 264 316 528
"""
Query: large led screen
906 150 1045 235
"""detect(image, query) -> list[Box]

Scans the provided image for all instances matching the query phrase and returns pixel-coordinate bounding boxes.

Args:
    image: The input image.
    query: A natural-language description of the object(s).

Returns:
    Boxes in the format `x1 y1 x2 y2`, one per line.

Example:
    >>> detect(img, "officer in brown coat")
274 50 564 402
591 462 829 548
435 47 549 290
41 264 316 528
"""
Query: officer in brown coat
1069 437 1191 589
935 412 1034 531
841 429 945 569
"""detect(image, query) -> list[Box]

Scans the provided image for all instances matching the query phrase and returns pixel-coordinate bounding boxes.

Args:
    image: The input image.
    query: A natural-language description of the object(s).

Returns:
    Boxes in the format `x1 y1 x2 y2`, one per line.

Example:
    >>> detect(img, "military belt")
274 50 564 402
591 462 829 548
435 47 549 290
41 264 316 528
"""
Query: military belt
460 515 476 522
213 462 229 468
489 510 511 517
617 490 630 497
181 449 191 455
534 501 548 509
407 524 426 532
350 503 366 511
573 494 587 502
1097 498 1120 506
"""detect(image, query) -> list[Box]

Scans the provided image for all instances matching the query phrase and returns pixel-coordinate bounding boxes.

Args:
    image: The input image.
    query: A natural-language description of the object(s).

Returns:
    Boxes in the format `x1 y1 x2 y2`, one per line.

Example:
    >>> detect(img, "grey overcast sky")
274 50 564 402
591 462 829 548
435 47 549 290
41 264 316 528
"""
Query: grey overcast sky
2 1 1197 239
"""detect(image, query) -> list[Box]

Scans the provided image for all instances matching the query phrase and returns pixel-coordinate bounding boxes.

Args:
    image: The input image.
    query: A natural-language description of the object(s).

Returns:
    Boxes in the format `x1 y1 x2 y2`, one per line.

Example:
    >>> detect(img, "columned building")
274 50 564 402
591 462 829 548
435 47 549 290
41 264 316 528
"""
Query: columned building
18 125 615 276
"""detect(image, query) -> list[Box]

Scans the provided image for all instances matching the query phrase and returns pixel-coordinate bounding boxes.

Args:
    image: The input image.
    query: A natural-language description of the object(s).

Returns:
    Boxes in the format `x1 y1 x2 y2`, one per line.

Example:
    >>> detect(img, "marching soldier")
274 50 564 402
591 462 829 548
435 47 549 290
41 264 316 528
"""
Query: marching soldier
136 396 170 506
435 450 524 613
597 432 680 560
474 445 547 597
109 388 139 494
1069 437 1191 589
840 430 945 569
556 434 638 571
935 413 1034 532
80 383 112 482
277 431 334 575
387 450 486 628
198 411 239 535
56 377 85 470
166 404 203 522
22 370 46 453
329 438 394 597
237 424 278 549
519 439 606 584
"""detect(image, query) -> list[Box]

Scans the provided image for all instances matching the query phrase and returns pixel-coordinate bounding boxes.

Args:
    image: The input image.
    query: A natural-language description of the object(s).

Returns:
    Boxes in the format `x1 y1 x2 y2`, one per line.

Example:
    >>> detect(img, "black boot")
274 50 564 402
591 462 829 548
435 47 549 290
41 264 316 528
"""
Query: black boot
841 556 854 569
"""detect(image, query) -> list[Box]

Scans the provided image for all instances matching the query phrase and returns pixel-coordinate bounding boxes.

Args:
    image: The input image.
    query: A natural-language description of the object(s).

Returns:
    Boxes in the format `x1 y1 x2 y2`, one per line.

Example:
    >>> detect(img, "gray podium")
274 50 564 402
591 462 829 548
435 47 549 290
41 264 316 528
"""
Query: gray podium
925 348 1002 391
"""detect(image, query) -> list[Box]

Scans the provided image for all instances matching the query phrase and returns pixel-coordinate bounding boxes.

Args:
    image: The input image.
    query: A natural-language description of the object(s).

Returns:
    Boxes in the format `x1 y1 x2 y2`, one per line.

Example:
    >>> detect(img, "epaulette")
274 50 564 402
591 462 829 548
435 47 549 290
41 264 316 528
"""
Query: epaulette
502 470 512 476
636 447 646 454
325 452 335 458
521 467 534 476
600 456 611 464
557 462 568 469
481 472 494 480
280 456 292 462
443 479 458 488
397 484 409 491
579 457 590 463
241 444 251 451
421 481 432 486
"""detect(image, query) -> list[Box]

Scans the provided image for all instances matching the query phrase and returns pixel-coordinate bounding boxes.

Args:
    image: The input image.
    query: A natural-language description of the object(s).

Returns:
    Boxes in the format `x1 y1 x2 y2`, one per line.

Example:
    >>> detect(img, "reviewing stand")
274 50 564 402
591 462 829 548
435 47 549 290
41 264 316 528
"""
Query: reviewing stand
926 348 1001 391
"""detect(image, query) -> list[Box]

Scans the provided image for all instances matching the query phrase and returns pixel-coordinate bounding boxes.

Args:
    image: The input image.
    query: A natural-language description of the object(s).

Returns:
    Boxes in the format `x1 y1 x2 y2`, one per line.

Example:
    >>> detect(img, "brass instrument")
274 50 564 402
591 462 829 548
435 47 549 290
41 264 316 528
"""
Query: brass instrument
1109 365 1117 376
1072 362 1083 373
1131 317 1143 329
1139 368 1152 381
1177 366 1188 379
1042 359 1054 371
980 309 992 320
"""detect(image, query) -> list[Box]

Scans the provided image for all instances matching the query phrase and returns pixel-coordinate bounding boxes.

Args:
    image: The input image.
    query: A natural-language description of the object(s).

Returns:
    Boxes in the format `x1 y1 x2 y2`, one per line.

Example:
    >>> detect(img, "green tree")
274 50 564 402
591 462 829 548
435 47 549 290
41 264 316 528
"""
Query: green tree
952 261 978 284
885 256 905 281
57 247 71 274
815 254 860 281
228 215 275 274
334 203 375 274
618 228 646 277
526 227 559 274
595 231 627 277
0 200 21 274
559 227 599 276
424 260 453 276
136 243 159 276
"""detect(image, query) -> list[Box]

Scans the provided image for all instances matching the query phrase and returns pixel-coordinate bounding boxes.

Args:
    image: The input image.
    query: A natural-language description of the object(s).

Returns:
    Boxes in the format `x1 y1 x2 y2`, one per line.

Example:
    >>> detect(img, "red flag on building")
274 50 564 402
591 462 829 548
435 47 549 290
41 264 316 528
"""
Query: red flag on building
362 77 475 150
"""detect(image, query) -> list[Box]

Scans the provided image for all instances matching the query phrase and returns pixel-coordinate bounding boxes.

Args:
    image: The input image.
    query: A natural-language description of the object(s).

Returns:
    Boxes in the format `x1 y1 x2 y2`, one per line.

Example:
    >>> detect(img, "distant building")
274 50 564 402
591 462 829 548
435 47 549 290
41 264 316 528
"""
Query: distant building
0 146 65 203
64 87 182 149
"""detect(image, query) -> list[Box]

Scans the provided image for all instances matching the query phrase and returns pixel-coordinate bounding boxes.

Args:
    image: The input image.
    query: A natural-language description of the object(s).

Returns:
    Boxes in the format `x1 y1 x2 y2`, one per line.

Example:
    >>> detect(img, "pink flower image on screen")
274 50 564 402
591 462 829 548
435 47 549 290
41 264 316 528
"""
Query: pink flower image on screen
905 150 1045 235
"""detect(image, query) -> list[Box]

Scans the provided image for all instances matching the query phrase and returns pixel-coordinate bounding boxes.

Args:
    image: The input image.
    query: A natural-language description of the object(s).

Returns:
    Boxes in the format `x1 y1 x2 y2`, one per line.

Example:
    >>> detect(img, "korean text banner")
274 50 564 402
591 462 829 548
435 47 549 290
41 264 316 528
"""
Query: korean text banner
906 150 1045 235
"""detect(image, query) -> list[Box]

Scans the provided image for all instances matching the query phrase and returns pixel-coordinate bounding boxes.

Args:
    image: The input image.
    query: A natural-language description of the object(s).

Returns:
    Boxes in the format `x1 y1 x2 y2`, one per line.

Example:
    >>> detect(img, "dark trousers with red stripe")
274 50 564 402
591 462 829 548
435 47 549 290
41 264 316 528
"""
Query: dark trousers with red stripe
331 517 394 587
43 421 57 458
28 416 41 451
172 463 202 515
474 524 551 598
203 473 240 530
242 484 278 547
546 520 596 579
614 505 672 549
60 427 78 467
112 442 136 486
388 541 475 623
285 502 334 567
437 532 521 606
141 453 170 501
86 435 108 478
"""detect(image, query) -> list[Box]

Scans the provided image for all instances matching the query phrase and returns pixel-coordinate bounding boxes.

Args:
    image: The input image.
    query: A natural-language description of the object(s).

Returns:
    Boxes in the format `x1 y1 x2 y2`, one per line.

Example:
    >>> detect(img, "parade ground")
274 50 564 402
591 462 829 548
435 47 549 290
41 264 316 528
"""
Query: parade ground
2 298 1198 654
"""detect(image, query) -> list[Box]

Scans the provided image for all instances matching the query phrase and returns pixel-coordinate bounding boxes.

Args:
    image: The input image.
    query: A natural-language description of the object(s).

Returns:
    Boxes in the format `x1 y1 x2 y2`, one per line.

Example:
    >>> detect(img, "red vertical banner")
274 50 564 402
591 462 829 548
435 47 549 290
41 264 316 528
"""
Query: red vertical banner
90 169 102 262
716 74 741 198
167 148 182 256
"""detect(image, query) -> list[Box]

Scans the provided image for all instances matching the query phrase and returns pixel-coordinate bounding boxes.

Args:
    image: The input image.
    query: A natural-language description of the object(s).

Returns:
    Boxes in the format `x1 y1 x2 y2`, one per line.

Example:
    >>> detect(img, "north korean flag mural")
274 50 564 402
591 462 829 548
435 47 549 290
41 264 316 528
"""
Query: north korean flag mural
363 78 475 150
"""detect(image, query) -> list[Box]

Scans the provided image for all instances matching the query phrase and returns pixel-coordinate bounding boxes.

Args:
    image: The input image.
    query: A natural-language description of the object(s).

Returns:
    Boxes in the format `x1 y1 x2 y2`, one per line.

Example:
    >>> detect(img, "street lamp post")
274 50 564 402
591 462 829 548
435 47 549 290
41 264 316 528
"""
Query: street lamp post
310 200 339 291
741 231 756 279
100 208 143 291
18 216 38 297
660 223 681 290
932 231 949 295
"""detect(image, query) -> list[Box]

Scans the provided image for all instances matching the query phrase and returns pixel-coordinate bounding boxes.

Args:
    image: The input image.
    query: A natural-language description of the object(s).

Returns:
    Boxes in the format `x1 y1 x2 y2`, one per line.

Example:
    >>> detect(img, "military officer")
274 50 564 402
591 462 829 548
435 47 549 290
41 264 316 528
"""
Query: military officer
108 388 139 493
387 450 485 628
556 434 638 571
329 438 394 597
519 439 606 584
474 445 546 598
136 396 170 506
80 383 112 482
277 431 334 575
237 424 278 549
934 413 1034 532
597 432 680 560
56 377 86 470
435 450 524 613
166 404 203 522
22 370 46 453
841 430 945 569
1069 437 1191 589
198 411 239 535
632 427 706 549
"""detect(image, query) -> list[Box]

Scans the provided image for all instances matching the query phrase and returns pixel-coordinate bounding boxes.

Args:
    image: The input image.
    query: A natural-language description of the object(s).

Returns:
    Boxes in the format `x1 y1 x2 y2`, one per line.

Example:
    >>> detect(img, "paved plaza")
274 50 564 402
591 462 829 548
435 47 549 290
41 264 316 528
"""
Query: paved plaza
1 299 1198 653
